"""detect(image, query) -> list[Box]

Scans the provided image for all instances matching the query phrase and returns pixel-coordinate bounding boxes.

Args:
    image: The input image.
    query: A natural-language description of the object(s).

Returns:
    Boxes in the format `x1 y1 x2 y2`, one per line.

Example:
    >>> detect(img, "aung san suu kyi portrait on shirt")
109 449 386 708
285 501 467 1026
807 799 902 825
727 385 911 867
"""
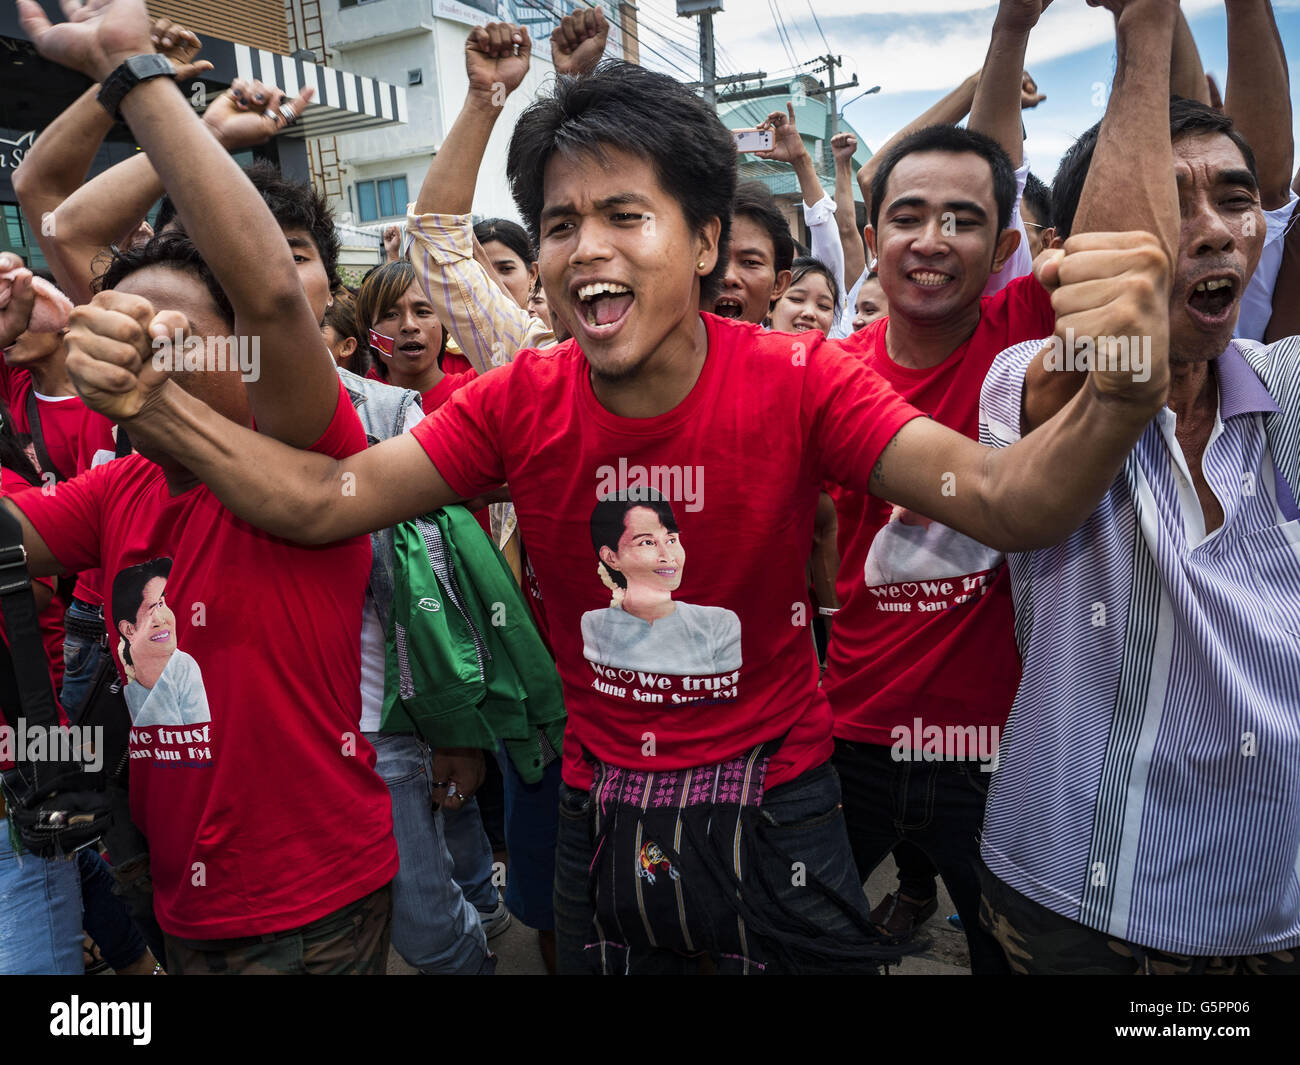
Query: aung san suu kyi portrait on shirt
580 491 742 676
112 557 212 728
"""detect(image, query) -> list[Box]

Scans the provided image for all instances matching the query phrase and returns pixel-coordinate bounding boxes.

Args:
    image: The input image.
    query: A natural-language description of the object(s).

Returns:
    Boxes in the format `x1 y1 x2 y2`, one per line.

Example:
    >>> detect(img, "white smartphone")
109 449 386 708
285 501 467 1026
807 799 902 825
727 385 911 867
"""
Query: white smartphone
732 127 773 153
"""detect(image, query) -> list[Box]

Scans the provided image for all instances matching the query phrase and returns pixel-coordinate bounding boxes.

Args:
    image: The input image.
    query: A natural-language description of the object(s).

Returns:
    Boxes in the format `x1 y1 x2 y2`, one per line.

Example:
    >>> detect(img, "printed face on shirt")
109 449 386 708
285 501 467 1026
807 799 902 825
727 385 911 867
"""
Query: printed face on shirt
851 276 888 331
713 214 789 324
119 576 177 688
600 506 686 599
1169 132 1266 365
538 147 720 381
868 149 1007 325
374 281 445 385
771 270 836 334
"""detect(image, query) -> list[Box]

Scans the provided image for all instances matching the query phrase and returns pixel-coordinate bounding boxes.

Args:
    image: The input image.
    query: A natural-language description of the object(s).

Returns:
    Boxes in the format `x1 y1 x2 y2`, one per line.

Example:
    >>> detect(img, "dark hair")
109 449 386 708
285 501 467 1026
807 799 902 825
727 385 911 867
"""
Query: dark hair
506 60 736 302
1022 172 1052 229
732 181 795 277
155 160 341 286
355 260 447 379
590 490 679 590
96 232 235 327
787 256 841 312
474 218 534 265
324 287 367 375
1052 97 1259 239
112 557 173 666
869 124 1016 235
0 399 41 487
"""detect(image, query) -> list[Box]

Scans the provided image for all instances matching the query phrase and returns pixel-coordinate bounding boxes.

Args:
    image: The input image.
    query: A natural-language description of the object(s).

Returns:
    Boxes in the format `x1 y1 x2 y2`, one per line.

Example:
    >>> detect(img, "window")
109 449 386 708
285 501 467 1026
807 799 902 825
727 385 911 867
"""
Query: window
355 176 408 222
407 68 422 86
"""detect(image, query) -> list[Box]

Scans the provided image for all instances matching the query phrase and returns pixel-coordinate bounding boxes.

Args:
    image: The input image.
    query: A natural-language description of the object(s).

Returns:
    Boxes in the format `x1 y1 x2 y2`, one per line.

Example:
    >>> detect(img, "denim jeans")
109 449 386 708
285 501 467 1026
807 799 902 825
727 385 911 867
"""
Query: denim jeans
78 848 148 970
60 598 104 716
553 759 877 974
366 732 494 974
494 743 560 930
441 796 499 913
0 818 83 974
832 738 1010 974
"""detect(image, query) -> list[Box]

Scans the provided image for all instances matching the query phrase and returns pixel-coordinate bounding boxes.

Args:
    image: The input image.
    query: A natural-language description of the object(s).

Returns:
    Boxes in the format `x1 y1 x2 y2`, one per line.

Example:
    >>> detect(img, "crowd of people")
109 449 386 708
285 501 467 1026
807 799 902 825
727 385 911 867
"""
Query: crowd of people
0 0 1296 977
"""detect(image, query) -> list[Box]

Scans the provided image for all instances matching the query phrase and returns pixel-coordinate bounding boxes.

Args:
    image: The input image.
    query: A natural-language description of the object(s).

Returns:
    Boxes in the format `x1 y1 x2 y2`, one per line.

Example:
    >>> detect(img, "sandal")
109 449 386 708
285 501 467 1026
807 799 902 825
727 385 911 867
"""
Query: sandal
868 891 938 939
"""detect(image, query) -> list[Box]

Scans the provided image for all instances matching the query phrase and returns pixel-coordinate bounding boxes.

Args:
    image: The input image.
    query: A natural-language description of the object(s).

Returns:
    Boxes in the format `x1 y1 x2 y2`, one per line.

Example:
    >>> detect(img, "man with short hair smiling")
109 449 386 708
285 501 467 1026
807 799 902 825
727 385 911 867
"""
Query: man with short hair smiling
50 6 1172 973
975 0 1300 973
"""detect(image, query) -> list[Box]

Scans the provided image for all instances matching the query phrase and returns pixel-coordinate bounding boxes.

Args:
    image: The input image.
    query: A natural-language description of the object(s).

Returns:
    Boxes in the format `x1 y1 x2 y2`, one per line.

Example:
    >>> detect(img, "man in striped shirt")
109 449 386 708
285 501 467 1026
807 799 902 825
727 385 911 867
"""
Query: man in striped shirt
977 0 1300 973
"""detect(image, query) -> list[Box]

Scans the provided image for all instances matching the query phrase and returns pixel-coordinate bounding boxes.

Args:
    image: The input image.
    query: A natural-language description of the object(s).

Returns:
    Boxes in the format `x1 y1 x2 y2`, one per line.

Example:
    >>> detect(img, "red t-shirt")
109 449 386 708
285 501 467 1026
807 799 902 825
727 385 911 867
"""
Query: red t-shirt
412 312 923 790
0 359 116 607
440 348 474 375
422 370 477 415
823 275 1055 748
12 381 398 938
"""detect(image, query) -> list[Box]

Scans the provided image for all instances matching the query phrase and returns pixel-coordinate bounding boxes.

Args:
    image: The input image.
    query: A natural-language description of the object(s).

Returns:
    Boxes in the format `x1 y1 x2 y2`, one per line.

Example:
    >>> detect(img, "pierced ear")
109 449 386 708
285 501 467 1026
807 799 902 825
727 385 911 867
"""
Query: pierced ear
695 216 723 277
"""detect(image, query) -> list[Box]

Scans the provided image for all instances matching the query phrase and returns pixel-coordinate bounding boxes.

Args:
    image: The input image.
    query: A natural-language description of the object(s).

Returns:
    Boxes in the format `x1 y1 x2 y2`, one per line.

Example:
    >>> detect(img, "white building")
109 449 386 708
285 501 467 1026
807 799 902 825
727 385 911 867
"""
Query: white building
315 0 630 239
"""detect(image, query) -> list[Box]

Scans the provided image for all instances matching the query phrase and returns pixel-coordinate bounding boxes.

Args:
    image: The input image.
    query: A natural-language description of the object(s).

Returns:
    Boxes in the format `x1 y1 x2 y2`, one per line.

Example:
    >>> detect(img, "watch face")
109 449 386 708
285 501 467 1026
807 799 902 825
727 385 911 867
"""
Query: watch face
124 54 175 79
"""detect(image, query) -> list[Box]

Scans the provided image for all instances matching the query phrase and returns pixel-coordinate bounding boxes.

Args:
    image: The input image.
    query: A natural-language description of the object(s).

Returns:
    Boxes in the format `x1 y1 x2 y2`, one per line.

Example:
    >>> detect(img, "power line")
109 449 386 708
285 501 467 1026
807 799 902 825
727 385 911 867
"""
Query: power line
766 0 800 70
537 0 699 83
806 0 832 54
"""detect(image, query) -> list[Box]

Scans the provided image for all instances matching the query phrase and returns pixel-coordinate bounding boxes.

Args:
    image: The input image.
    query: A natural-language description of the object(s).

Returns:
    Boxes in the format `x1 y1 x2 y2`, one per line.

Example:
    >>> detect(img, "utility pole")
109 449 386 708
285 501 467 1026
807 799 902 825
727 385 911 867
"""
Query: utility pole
677 0 724 107
806 54 858 172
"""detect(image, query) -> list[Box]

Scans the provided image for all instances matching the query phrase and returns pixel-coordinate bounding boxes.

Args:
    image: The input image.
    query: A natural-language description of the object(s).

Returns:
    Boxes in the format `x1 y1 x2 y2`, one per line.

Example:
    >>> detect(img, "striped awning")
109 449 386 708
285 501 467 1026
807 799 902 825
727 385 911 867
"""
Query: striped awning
226 42 408 140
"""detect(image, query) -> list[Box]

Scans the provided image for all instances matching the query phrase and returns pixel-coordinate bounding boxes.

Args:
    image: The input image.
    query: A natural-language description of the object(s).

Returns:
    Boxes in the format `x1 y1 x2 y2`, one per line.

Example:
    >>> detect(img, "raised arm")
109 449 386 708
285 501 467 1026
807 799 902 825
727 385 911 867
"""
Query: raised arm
873 230 1170 552
1223 0 1293 210
968 0 1049 168
20 0 334 447
1023 0 1179 432
1170 5 1211 105
550 6 609 78
831 133 866 289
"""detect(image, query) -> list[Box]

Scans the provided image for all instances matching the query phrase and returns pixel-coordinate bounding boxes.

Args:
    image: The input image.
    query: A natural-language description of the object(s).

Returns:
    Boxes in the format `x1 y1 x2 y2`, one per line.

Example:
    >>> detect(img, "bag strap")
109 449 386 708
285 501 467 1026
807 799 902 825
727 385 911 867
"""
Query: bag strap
0 503 63 733
25 389 65 484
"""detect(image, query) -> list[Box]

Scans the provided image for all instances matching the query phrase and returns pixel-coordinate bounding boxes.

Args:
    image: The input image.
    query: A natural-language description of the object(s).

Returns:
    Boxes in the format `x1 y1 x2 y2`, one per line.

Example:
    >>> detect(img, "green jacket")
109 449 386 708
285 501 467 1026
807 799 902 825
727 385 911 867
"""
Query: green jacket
382 506 565 783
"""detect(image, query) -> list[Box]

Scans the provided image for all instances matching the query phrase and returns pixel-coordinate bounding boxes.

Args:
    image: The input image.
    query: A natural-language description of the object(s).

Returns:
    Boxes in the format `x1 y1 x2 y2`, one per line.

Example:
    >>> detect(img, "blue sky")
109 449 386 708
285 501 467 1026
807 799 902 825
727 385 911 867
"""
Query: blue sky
632 0 1300 187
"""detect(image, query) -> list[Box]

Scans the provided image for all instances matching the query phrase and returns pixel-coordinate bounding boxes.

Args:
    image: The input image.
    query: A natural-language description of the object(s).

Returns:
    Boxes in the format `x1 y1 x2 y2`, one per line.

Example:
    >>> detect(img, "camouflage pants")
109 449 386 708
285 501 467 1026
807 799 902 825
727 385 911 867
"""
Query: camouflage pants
978 863 1298 975
164 882 393 975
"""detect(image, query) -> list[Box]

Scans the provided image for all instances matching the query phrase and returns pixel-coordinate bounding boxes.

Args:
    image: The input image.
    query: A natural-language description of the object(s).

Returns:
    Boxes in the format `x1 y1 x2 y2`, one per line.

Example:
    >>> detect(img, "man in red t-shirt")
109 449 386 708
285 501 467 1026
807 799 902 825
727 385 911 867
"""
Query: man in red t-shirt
56 33 1172 973
8 0 398 973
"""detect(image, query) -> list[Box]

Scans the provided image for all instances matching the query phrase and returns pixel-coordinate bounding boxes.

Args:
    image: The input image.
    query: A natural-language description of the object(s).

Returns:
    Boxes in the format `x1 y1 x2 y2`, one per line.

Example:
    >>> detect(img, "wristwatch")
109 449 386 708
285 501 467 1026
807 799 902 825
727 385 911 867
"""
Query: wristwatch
96 54 176 119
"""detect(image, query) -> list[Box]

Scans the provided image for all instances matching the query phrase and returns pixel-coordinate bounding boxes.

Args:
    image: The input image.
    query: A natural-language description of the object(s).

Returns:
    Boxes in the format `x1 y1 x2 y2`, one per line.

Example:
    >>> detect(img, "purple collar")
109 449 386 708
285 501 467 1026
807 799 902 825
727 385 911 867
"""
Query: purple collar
1217 342 1281 420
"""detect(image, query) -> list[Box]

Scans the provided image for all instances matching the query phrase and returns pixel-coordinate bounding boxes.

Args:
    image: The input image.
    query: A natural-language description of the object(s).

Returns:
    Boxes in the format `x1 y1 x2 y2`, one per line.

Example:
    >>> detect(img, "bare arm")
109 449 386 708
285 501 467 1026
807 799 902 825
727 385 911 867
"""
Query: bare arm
809 490 840 621
1170 5 1211 105
1224 0 1293 210
414 23 530 216
1024 0 1179 433
832 134 866 287
968 0 1047 169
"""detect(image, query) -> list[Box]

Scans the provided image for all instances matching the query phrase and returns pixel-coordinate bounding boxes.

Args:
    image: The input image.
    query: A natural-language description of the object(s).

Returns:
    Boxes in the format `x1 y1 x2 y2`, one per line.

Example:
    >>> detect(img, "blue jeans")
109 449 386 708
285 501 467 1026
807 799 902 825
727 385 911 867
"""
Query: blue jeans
553 759 876 974
832 738 1011 974
441 796 498 912
495 744 560 930
367 732 494 974
0 818 83 974
60 598 104 715
78 848 148 971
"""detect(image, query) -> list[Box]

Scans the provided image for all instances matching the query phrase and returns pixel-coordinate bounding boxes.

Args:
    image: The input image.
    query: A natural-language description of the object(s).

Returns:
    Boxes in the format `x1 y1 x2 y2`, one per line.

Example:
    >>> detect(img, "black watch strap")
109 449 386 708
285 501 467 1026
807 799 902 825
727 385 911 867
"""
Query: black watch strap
97 54 176 119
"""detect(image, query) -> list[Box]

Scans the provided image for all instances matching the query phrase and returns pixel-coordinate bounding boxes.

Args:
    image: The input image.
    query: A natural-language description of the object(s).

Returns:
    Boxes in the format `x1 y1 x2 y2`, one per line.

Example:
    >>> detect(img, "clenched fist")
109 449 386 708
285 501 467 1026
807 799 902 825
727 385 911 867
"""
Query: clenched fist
65 291 184 422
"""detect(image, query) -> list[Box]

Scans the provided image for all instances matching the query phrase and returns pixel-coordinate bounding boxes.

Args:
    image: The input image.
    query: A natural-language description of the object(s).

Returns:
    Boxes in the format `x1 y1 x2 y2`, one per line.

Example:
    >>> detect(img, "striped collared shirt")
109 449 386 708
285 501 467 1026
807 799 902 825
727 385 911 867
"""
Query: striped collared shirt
978 338 1300 956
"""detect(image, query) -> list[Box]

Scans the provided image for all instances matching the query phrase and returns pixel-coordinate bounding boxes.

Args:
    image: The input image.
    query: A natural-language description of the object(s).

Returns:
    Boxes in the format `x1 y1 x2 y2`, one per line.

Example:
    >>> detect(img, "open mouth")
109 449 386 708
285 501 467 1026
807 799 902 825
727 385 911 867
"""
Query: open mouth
713 296 745 319
150 631 171 643
398 341 426 355
575 281 635 335
1186 276 1238 327
907 269 954 289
